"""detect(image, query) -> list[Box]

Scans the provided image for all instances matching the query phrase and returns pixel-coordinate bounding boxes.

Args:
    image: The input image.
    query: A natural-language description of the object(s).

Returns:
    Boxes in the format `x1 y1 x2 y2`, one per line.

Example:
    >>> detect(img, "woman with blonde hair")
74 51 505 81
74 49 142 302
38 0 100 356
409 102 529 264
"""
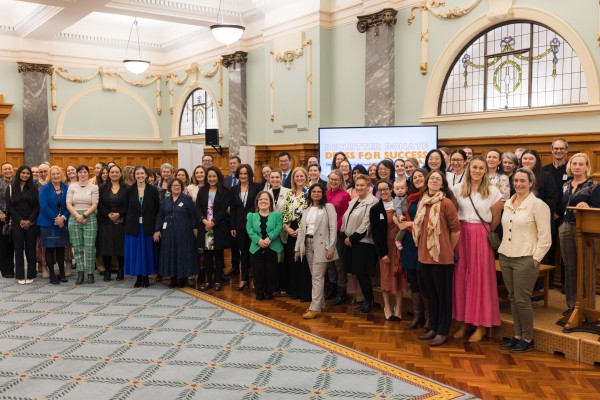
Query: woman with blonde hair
282 167 310 301
451 156 503 342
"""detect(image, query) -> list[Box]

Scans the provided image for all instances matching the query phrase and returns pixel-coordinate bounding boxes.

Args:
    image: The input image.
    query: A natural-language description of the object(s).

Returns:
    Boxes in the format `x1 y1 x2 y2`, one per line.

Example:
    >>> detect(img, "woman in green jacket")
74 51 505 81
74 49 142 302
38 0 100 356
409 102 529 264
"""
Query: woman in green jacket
246 190 283 300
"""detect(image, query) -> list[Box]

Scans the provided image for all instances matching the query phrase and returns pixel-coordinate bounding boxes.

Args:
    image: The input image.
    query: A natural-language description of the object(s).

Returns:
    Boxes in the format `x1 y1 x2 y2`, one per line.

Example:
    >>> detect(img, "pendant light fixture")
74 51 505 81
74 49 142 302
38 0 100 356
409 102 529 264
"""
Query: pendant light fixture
210 0 245 45
123 18 150 74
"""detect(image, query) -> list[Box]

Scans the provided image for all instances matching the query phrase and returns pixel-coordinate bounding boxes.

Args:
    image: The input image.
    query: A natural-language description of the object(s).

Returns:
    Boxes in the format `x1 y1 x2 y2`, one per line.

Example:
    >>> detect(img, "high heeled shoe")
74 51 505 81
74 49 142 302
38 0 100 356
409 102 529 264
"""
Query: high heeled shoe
468 326 486 343
134 275 142 288
87 274 95 284
169 277 178 289
236 281 248 291
141 276 150 288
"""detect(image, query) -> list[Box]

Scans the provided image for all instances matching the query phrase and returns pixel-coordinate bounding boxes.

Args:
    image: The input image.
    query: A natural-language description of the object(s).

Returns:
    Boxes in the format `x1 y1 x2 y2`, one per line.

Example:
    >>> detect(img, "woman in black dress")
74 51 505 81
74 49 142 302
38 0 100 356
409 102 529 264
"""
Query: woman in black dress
154 178 198 288
97 165 127 281
197 166 230 291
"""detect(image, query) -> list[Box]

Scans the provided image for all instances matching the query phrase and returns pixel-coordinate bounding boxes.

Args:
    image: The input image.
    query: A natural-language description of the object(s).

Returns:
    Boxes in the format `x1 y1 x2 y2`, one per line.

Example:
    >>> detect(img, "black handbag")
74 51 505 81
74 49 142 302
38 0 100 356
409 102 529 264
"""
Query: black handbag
468 195 501 250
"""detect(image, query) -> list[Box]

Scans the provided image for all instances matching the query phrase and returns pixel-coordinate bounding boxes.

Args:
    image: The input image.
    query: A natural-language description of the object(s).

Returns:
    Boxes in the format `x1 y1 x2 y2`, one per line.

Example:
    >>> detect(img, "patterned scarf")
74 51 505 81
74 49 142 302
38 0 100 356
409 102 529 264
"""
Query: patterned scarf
412 191 445 262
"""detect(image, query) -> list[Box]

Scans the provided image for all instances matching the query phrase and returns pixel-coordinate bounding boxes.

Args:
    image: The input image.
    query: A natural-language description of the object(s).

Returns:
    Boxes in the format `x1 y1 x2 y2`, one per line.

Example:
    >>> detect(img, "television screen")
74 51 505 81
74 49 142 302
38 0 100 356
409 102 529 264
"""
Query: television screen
318 126 438 176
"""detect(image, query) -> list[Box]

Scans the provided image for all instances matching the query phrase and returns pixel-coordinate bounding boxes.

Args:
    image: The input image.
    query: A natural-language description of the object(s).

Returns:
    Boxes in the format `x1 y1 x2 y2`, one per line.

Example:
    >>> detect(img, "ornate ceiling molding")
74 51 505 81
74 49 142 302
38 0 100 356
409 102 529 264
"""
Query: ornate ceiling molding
356 8 398 34
222 51 248 69
17 62 53 75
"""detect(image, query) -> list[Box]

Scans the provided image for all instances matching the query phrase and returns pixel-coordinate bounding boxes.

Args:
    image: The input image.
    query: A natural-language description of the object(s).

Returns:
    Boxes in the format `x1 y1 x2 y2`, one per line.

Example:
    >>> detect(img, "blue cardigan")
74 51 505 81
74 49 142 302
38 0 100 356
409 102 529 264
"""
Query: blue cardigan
37 182 70 227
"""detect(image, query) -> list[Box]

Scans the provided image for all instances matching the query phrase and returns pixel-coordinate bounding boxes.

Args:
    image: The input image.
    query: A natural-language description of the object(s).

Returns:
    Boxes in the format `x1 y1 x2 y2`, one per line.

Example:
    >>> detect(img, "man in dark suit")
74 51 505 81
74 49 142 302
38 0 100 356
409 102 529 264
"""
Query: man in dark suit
224 156 241 277
279 152 293 189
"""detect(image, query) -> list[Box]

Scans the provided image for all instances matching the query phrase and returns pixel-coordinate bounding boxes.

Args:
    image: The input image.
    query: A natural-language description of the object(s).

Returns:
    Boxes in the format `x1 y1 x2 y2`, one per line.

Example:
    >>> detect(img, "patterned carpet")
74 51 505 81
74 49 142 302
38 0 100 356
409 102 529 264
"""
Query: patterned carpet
0 279 474 400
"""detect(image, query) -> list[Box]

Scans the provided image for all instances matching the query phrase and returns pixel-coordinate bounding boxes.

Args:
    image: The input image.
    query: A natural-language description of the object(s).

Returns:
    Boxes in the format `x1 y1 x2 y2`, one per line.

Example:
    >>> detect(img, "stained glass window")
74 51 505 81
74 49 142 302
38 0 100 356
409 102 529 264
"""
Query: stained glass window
179 88 218 136
440 21 587 115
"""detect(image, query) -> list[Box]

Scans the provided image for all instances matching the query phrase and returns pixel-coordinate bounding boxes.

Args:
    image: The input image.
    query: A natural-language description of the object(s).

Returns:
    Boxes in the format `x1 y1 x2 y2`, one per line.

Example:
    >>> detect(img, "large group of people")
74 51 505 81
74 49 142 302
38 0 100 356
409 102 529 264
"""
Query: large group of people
0 138 596 352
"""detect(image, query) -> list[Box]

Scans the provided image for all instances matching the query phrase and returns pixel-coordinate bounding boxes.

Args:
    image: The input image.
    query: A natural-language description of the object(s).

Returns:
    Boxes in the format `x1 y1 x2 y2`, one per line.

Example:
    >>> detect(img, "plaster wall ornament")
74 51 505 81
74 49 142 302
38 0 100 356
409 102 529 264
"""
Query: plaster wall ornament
270 32 313 121
356 8 398 34
222 51 248 69
166 61 223 114
408 1 483 75
487 0 514 21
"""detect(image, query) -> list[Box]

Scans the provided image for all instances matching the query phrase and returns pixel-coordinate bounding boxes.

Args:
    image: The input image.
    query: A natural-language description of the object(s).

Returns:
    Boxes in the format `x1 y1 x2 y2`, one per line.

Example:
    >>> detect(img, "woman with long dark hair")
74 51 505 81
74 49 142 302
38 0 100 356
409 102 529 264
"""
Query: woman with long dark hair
424 149 447 173
7 166 39 284
197 166 230 291
97 164 127 281
124 166 160 288
295 183 338 319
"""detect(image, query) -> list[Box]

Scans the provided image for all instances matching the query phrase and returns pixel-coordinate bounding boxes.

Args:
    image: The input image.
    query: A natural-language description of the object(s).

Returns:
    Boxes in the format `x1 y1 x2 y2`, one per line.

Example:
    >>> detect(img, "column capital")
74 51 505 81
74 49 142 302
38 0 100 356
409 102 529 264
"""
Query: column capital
356 8 398 33
222 51 248 69
17 62 53 75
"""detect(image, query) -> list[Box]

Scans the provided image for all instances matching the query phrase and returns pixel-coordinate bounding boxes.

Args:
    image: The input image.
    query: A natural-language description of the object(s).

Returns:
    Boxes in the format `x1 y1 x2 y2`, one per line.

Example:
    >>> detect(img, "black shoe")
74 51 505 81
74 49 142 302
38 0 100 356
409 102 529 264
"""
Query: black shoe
357 300 374 314
87 274 95 284
116 268 124 281
134 275 142 288
331 294 346 306
265 293 273 300
169 277 177 289
562 308 574 317
142 276 150 288
214 283 222 291
224 268 239 277
325 285 337 300
221 276 230 283
76 271 85 285
510 339 535 353
104 270 111 282
236 281 249 291
200 283 212 291
50 276 60 285
500 337 520 350
59 275 68 283
3 273 14 279
256 294 265 301
178 278 187 288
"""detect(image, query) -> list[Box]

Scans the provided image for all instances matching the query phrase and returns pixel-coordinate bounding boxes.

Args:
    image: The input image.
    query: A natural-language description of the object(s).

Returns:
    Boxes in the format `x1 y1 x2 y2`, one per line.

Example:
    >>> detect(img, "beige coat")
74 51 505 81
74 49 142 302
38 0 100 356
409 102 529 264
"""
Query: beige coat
341 194 377 244
295 203 339 263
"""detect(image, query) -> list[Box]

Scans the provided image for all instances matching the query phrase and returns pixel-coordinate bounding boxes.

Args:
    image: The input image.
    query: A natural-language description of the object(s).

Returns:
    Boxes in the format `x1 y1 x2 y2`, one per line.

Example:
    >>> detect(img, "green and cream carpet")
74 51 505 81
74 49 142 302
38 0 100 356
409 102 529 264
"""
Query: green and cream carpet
0 279 474 399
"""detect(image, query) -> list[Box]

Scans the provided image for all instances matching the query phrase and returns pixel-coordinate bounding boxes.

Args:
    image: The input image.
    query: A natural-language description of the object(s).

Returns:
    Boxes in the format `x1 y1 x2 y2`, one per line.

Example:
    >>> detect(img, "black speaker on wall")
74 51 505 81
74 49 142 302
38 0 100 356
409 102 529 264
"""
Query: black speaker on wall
205 128 219 146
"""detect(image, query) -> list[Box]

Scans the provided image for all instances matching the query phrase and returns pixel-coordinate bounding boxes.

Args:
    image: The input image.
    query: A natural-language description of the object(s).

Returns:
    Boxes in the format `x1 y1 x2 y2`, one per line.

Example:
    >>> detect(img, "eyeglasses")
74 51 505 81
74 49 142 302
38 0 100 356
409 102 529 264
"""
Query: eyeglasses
378 187 390 192
428 176 443 182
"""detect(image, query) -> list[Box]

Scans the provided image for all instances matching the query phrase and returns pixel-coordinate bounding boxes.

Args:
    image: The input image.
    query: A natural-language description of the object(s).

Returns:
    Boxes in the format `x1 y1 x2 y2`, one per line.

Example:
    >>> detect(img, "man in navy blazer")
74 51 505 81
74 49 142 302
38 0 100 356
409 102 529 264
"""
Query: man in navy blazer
224 155 241 277
279 152 293 189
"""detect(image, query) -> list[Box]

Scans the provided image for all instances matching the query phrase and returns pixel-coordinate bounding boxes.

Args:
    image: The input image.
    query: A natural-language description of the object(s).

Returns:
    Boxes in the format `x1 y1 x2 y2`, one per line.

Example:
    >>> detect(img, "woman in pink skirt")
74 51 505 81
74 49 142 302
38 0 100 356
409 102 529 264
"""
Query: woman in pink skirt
451 156 504 342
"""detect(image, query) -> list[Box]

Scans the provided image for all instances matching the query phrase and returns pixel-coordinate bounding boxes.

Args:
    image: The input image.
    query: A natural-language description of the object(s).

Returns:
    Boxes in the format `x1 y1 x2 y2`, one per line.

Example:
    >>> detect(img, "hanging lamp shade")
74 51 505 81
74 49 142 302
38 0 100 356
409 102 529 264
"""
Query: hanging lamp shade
123 18 150 74
210 24 245 45
123 59 150 74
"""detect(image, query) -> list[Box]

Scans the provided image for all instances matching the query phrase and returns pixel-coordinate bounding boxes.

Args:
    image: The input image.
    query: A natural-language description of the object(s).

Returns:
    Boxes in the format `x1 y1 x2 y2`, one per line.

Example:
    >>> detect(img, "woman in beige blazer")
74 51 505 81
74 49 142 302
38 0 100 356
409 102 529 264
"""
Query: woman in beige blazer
295 184 338 319
341 174 378 314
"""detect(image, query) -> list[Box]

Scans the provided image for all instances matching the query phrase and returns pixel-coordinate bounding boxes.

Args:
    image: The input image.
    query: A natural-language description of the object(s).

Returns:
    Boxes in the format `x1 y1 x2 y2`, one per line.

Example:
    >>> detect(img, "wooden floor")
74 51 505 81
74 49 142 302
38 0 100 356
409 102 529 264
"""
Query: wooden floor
187 276 600 400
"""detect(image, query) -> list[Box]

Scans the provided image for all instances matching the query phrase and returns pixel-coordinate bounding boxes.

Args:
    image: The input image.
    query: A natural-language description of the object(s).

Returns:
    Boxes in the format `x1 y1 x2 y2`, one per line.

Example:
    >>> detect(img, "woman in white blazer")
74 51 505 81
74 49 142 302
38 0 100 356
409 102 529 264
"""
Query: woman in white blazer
295 183 338 319
341 174 378 314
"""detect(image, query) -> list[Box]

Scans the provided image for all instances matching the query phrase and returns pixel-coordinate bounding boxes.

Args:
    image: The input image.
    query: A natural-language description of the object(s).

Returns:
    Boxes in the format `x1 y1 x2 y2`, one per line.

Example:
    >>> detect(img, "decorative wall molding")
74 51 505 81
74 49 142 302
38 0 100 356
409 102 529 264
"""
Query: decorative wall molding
51 67 162 114
55 84 161 141
222 51 248 69
0 94 13 163
356 8 398 34
269 33 313 121
408 0 483 75
17 62 53 75
166 61 223 114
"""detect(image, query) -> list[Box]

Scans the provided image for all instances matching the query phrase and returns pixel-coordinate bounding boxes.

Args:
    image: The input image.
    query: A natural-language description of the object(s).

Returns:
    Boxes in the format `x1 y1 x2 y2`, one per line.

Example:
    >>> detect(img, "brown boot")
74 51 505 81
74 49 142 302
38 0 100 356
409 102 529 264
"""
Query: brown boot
422 298 431 333
405 293 425 330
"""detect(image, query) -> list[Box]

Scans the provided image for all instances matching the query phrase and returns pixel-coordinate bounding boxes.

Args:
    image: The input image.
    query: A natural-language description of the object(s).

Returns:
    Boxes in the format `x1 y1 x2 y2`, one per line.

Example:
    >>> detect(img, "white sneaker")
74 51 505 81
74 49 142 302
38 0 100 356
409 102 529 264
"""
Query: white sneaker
25 279 34 284
17 280 26 285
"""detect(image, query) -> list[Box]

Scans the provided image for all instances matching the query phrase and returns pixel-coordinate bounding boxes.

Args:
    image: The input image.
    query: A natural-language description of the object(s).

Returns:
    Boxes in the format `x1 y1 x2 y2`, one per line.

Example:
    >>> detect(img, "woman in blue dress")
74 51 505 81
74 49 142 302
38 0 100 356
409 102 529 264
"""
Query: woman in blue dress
154 178 198 288
124 166 160 288
398 168 429 330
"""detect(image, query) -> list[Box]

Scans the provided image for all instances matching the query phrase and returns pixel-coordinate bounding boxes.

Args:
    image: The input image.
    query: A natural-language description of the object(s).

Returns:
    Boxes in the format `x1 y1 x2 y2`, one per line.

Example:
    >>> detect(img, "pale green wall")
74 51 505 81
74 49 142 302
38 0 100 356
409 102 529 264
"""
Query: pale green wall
2 0 600 152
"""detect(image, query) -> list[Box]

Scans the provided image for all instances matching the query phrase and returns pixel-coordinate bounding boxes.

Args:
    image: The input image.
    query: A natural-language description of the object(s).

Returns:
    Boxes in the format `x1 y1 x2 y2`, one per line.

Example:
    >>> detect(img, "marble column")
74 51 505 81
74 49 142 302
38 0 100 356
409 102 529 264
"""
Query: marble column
0 95 14 163
357 8 397 126
222 51 248 157
17 63 52 165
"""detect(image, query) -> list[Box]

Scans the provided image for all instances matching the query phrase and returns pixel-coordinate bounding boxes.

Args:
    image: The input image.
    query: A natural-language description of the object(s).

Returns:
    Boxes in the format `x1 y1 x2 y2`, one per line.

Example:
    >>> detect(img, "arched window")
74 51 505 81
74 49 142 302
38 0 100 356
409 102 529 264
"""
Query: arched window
440 21 587 115
179 88 218 136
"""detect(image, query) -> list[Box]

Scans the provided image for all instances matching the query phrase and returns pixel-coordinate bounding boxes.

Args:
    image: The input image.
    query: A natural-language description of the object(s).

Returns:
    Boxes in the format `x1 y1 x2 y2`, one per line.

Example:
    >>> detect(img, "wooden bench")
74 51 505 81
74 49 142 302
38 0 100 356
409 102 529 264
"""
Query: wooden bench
495 260 556 308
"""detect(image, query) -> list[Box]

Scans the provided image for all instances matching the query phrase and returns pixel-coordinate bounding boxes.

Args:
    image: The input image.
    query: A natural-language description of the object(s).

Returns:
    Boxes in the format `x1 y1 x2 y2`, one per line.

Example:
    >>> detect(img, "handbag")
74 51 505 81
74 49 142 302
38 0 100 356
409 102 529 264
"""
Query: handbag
468 195 501 250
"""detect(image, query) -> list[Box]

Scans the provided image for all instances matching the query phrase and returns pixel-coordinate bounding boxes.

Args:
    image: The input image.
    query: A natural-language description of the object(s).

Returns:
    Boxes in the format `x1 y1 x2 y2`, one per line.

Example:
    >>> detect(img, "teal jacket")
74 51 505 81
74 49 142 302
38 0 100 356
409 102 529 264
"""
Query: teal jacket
246 211 284 254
